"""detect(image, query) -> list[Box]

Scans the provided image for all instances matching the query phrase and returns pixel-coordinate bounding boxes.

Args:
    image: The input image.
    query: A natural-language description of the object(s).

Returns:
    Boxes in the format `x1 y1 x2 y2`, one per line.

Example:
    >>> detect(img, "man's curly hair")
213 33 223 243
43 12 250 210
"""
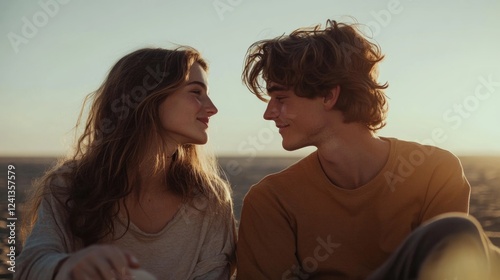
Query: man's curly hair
243 19 389 131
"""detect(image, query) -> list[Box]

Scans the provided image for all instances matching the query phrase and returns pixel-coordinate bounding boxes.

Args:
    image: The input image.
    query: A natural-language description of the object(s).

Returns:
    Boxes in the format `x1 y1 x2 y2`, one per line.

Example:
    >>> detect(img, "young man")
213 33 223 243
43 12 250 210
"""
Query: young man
236 20 500 280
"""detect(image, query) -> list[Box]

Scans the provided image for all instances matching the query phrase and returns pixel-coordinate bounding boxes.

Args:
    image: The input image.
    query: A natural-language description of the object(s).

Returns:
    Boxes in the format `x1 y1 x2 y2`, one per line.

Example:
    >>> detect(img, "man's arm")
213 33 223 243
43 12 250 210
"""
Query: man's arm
419 152 471 223
236 184 300 280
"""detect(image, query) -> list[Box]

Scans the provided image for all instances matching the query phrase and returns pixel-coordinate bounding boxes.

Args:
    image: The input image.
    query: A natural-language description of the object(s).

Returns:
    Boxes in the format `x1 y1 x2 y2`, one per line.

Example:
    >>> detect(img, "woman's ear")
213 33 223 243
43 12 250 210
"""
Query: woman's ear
323 85 340 110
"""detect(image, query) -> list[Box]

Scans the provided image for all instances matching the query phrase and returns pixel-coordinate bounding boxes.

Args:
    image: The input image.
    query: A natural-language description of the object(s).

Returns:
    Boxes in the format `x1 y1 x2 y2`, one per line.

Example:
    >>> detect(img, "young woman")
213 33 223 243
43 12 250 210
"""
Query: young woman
17 47 235 280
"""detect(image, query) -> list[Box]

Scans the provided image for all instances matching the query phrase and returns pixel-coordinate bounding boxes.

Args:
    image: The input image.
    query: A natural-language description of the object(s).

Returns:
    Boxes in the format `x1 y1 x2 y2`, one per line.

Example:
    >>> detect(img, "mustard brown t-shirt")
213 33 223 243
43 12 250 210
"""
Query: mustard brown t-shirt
236 137 470 280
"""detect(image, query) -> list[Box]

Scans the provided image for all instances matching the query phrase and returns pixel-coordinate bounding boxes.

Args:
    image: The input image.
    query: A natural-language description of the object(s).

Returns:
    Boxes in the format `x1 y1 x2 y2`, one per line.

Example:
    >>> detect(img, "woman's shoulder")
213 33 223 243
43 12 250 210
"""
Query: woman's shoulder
39 159 77 200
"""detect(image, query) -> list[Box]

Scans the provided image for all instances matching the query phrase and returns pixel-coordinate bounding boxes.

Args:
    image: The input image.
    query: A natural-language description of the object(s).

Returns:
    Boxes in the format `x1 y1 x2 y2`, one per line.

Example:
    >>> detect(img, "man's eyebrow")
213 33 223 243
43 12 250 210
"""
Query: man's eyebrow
266 85 288 93
187 81 207 90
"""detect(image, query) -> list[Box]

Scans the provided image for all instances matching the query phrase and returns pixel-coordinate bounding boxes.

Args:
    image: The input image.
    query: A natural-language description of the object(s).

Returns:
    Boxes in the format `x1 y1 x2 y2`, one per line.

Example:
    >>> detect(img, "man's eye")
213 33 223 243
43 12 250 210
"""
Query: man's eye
191 90 202 95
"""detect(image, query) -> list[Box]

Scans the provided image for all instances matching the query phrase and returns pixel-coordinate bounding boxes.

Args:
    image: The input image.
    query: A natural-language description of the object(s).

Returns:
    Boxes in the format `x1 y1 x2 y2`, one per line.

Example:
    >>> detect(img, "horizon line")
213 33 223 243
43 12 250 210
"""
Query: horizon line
1 153 500 159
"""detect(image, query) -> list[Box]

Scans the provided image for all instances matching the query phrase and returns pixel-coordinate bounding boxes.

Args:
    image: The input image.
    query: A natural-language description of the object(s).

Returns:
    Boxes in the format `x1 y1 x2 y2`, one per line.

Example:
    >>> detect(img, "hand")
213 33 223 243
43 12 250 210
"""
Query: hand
130 269 157 280
55 244 140 280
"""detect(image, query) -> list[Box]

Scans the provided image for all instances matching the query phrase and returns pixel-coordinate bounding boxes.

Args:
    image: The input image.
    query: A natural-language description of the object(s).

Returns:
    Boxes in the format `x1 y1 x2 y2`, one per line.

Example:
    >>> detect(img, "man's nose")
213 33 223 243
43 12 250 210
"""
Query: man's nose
263 100 279 120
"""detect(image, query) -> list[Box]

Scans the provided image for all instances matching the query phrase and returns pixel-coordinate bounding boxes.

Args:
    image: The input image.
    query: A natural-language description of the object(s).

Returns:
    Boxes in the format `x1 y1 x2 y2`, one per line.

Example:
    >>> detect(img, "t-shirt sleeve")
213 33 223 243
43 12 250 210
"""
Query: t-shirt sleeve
15 193 72 280
190 202 236 280
419 152 471 223
236 183 299 280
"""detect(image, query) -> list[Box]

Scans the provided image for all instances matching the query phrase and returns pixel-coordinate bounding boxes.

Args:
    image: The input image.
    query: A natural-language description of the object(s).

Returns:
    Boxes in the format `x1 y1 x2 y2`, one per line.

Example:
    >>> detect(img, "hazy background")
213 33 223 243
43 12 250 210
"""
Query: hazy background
1 0 499 158
1 2 500 277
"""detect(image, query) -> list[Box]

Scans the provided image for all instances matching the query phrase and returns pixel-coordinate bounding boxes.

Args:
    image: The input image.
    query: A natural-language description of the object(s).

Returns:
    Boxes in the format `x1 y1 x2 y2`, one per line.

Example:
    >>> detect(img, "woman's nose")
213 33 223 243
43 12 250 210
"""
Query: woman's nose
205 97 218 116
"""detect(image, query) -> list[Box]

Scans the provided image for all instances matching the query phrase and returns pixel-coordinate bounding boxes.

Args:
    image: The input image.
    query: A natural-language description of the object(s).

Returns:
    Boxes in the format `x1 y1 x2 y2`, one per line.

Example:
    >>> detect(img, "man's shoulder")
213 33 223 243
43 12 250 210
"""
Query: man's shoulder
389 137 460 164
247 152 316 196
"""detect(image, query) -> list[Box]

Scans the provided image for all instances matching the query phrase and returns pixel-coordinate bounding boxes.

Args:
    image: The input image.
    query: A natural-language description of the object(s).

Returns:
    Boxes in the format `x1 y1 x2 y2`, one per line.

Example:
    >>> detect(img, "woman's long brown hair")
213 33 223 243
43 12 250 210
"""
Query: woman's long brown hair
22 47 232 246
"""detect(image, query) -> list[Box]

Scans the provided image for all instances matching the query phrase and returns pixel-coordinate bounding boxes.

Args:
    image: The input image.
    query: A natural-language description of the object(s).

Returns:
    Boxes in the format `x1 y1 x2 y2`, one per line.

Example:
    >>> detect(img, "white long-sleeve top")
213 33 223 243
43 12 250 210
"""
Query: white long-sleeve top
16 187 235 280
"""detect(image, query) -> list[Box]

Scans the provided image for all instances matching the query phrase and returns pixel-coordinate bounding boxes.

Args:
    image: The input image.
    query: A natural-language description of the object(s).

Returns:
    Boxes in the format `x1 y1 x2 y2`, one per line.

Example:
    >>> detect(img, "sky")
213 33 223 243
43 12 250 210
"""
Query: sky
1 0 499 158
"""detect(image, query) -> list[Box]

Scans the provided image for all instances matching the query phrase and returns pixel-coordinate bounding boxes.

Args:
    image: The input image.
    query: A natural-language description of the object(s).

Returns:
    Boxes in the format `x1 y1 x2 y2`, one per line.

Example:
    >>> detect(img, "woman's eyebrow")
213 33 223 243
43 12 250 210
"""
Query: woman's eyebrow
187 81 207 90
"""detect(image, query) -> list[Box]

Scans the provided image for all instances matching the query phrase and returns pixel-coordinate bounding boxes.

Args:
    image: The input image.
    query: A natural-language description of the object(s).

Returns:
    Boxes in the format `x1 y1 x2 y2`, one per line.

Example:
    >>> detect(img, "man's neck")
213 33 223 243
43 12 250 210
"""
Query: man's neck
316 126 390 190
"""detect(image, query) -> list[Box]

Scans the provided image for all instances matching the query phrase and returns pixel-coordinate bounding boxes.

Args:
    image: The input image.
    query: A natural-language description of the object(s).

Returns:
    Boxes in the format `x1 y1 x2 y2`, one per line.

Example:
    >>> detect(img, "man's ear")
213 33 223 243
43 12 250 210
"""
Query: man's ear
323 85 340 110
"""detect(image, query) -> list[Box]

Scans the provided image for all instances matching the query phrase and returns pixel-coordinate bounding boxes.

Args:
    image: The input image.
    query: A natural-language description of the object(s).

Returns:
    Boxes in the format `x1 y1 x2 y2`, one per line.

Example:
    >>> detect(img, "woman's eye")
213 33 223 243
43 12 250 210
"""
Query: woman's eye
191 90 202 95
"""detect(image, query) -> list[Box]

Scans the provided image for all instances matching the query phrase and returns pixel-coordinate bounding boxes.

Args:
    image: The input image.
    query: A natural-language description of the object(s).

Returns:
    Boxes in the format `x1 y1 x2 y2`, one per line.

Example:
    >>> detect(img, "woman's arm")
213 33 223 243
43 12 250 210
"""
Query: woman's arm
190 202 236 280
16 194 73 279
16 192 139 279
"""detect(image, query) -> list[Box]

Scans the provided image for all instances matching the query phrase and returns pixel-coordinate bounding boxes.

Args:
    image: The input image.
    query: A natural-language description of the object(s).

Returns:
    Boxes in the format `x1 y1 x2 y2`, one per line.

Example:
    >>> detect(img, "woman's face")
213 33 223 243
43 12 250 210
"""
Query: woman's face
158 63 218 146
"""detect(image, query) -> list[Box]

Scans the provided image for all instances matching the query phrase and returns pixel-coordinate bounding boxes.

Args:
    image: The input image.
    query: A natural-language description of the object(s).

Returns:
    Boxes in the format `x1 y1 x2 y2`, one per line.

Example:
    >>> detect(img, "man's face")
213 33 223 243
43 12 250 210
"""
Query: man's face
263 81 330 151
